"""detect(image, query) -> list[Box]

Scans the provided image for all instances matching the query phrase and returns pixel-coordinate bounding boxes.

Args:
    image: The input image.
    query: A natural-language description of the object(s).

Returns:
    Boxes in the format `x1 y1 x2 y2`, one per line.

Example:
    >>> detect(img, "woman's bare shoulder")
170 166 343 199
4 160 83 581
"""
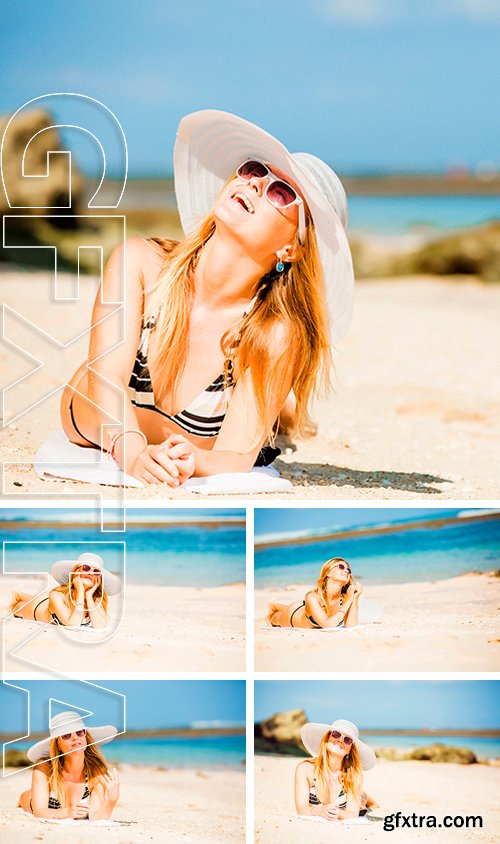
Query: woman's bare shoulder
34 761 51 776
296 758 314 775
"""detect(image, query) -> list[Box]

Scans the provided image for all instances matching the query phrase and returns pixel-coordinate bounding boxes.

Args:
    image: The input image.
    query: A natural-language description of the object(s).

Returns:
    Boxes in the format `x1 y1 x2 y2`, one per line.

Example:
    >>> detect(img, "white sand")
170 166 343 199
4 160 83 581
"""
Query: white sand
0 764 245 843
255 755 500 843
1 270 500 498
254 573 500 671
1 580 245 672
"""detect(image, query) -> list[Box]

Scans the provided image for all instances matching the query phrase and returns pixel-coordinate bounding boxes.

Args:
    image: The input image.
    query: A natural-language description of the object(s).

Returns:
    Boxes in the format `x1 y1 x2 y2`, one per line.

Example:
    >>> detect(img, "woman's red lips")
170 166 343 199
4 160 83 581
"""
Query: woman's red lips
231 192 254 213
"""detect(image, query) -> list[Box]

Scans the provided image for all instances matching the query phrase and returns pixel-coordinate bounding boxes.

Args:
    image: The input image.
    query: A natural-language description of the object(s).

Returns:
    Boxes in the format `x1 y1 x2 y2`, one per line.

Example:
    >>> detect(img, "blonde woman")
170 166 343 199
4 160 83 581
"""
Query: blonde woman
18 711 119 821
295 719 377 821
267 557 363 629
9 552 121 629
60 110 354 485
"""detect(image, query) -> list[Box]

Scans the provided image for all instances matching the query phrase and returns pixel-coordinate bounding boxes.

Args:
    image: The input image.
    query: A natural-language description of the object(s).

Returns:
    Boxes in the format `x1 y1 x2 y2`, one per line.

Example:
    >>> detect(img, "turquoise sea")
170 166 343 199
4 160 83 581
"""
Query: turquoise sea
254 514 500 587
1 511 246 586
363 734 500 761
13 734 246 769
348 194 499 233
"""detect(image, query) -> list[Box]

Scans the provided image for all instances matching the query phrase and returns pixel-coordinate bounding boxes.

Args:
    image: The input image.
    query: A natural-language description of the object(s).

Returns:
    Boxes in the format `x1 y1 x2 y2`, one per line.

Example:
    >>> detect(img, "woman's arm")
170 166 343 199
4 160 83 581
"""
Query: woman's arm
80 238 180 484
304 592 353 629
30 764 87 819
294 762 339 820
49 588 86 627
343 582 363 627
84 582 108 628
336 792 361 820
88 769 120 821
186 323 299 475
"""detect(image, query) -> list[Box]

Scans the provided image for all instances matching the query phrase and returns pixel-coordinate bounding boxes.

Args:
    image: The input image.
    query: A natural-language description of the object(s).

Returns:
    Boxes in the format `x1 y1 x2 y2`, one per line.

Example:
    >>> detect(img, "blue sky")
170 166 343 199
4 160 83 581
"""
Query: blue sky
0 680 245 734
255 681 500 730
254 507 459 536
2 2 499 175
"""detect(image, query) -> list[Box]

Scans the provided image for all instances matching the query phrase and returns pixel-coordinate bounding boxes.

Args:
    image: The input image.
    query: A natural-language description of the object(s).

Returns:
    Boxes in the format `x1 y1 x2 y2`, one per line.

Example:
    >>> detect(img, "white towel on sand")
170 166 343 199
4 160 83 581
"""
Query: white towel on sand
297 815 369 824
34 429 292 494
18 809 122 825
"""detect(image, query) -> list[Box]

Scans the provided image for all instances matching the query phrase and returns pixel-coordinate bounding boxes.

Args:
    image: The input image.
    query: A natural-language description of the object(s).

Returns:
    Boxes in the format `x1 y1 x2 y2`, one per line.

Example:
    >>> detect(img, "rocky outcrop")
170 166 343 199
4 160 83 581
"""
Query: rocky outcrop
4 749 29 767
0 107 84 215
375 743 477 764
254 709 308 756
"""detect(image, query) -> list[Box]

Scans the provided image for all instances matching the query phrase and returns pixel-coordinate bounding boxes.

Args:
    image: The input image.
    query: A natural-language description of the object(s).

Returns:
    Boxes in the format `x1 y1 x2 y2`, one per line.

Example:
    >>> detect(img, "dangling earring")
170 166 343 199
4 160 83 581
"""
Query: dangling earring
275 256 285 272
339 594 343 607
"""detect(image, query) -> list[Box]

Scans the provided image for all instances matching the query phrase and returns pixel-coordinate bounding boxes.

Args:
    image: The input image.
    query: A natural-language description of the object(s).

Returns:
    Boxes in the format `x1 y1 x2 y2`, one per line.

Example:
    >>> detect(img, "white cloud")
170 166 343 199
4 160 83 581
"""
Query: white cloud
316 0 400 26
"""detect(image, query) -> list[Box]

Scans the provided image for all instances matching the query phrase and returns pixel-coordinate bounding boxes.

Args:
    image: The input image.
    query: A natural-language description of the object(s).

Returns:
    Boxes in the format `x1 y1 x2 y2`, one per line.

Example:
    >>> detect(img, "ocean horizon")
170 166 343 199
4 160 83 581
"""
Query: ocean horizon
10 734 246 770
2 522 246 587
254 512 500 587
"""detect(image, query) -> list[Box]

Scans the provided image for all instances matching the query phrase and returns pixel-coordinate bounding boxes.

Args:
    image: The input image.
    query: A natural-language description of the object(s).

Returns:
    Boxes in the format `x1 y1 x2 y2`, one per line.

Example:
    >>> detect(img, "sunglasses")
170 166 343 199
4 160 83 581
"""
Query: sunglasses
330 730 353 746
76 565 101 574
236 160 306 242
60 729 86 741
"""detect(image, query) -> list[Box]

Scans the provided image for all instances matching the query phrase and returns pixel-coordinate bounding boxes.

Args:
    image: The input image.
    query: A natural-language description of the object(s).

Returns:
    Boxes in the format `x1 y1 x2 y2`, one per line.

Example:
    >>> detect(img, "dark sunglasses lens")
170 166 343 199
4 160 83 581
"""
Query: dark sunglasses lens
80 565 91 572
331 730 341 739
61 733 71 740
267 180 297 207
344 735 353 745
238 160 268 179
75 730 85 737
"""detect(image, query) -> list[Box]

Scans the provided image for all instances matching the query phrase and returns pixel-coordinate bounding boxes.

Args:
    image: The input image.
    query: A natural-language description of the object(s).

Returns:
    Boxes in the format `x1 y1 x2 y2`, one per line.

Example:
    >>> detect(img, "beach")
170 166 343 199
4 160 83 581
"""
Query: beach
254 573 500 672
254 755 500 843
0 763 245 843
1 268 499 499
1 580 245 672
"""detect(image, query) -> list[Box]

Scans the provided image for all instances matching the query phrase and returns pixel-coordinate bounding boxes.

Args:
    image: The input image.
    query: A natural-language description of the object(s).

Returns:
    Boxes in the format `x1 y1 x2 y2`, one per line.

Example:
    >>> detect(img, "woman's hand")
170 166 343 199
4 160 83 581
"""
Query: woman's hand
73 577 86 605
162 434 196 484
102 767 120 803
130 444 183 486
85 579 101 600
352 581 364 599
66 802 89 819
317 803 340 821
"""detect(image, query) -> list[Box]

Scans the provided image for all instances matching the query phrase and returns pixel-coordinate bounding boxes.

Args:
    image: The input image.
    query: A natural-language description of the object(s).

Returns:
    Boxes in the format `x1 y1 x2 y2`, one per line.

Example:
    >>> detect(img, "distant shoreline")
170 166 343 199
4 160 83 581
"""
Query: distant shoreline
0 726 246 743
0 518 246 530
100 174 500 197
255 511 500 550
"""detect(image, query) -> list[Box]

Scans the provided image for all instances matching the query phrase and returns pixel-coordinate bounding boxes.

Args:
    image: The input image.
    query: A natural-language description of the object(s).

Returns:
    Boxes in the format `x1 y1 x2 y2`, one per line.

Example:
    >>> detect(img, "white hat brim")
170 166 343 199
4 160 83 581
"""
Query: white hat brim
300 722 376 771
27 725 118 763
174 110 354 345
51 561 122 596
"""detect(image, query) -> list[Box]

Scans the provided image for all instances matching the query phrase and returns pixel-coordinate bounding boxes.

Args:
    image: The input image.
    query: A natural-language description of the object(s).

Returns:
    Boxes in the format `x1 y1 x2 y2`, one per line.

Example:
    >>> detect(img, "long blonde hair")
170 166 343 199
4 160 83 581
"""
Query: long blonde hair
50 566 109 615
43 729 109 807
147 203 332 442
313 729 363 806
313 557 353 609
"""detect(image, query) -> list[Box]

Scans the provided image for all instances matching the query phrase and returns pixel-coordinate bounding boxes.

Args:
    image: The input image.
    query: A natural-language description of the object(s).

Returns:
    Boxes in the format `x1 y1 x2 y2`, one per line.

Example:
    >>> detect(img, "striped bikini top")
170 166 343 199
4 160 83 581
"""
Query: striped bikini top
48 774 90 809
128 314 236 438
309 776 347 809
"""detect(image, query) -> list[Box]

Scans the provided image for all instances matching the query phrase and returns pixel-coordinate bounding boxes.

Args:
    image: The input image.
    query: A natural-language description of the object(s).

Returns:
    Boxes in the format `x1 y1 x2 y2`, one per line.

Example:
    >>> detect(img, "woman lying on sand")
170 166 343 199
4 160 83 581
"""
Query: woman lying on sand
267 557 363 629
9 552 121 628
295 719 377 821
60 109 354 485
18 711 119 821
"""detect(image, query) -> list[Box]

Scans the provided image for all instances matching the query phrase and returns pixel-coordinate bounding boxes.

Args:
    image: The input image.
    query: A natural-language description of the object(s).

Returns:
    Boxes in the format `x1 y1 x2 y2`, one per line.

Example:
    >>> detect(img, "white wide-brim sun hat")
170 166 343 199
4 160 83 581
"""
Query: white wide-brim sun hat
174 109 354 345
51 552 122 596
27 710 117 763
300 719 376 770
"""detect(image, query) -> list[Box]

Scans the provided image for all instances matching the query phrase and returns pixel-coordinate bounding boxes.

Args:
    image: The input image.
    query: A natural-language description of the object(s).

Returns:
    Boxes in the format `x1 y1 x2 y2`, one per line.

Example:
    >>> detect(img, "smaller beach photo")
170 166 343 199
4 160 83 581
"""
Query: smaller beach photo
1 507 246 672
0 678 245 843
254 679 500 843
254 507 500 671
